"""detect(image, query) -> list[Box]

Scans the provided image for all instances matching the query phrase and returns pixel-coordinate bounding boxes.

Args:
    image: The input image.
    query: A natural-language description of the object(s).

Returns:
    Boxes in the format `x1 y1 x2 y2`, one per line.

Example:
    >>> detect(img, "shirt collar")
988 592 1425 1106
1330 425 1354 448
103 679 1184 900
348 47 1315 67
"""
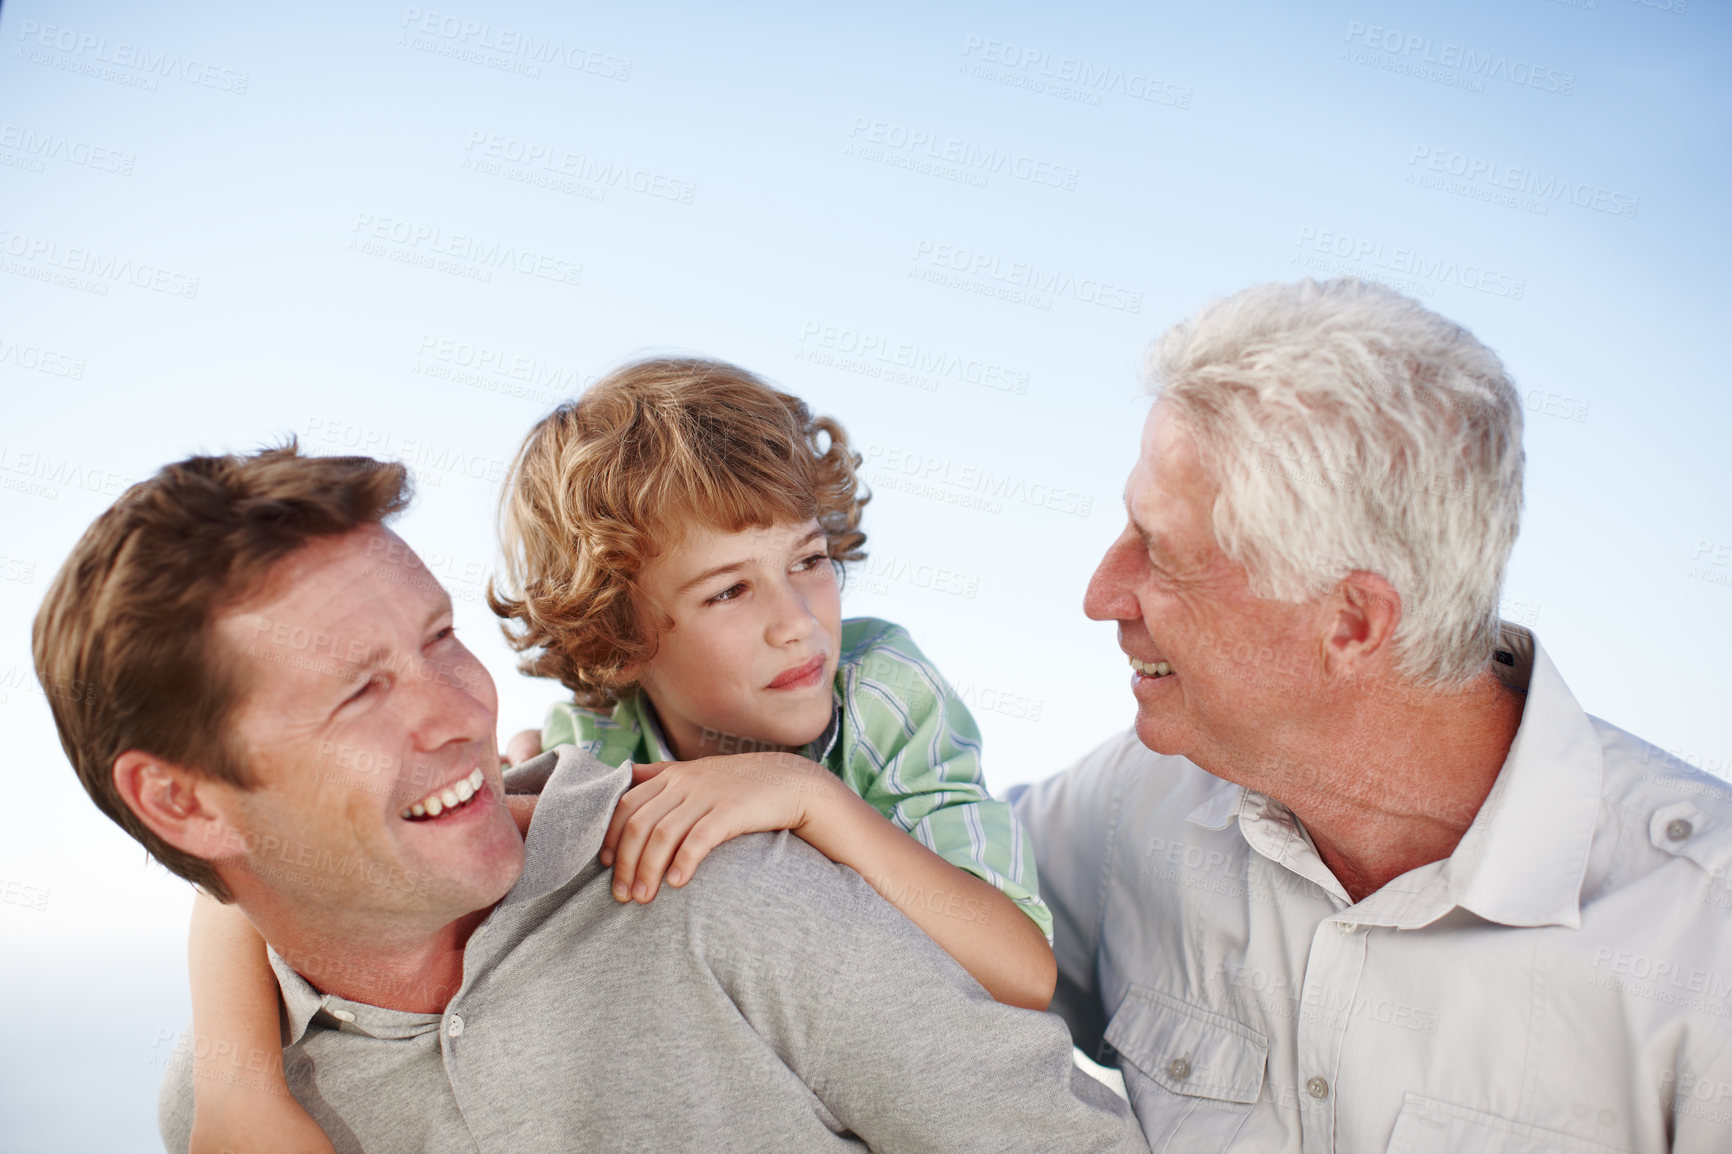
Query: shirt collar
626 690 678 763
800 687 844 764
1433 625 1603 930
1187 625 1603 930
502 746 633 906
265 945 444 1047
266 747 630 1044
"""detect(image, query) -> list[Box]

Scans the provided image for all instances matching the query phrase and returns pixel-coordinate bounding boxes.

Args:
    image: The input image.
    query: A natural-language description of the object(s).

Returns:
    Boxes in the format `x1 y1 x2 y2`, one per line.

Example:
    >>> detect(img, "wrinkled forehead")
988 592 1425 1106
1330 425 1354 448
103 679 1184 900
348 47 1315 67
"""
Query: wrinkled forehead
1132 404 1210 499
214 525 444 677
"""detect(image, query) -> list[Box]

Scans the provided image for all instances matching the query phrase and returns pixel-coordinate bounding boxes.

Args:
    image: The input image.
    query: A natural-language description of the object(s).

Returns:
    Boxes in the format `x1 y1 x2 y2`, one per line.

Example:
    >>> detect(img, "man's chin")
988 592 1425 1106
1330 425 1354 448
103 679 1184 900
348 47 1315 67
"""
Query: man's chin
1133 710 1190 759
409 807 527 912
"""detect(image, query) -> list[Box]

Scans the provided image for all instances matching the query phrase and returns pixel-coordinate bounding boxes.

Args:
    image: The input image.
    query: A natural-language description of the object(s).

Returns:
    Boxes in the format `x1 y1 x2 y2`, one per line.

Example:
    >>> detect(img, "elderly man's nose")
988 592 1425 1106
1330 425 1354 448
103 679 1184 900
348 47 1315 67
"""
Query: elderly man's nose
1084 530 1142 622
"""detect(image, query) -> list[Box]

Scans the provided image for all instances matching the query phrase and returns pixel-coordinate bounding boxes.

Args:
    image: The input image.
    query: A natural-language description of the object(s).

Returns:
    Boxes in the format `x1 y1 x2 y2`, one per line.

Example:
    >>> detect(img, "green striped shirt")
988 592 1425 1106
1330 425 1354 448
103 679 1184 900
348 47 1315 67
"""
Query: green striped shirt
544 616 1052 938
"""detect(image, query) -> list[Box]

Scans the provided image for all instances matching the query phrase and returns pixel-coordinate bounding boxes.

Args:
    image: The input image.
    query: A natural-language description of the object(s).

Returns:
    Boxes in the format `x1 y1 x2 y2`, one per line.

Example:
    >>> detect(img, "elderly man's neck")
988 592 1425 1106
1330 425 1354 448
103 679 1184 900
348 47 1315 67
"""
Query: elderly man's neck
1217 669 1525 904
233 887 492 1013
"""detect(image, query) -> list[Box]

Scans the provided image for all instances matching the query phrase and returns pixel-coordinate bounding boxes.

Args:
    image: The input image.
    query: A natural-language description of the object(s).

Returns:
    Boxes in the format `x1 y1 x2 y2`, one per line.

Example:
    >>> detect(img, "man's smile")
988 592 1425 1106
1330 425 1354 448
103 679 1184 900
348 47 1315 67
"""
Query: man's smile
401 766 488 820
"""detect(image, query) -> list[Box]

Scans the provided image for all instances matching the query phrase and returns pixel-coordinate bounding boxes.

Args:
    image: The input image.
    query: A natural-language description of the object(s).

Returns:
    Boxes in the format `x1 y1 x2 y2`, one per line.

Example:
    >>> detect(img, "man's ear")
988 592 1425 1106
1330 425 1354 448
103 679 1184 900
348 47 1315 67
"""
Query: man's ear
111 750 242 865
1320 570 1402 677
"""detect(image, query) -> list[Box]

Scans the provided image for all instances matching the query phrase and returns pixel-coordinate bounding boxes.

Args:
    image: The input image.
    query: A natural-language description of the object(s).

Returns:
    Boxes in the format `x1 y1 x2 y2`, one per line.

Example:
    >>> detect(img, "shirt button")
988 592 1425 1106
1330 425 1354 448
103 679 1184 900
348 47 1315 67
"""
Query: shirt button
330 1008 356 1023
1667 818 1694 841
1167 1058 1191 1082
1307 1076 1330 1100
1337 921 1358 934
448 1014 465 1037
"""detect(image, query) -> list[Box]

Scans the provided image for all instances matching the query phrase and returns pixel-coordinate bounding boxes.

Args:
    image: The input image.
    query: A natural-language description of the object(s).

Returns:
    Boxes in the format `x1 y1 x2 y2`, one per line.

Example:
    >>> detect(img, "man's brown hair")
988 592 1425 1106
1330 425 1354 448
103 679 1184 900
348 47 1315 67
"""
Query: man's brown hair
31 442 410 901
489 357 868 709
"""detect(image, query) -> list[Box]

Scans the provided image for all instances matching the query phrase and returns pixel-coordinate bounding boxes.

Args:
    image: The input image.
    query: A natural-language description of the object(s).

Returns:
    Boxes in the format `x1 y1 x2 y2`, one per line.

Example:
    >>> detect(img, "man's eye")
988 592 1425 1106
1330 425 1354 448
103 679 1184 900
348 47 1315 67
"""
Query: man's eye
350 674 385 702
431 625 456 644
708 583 746 604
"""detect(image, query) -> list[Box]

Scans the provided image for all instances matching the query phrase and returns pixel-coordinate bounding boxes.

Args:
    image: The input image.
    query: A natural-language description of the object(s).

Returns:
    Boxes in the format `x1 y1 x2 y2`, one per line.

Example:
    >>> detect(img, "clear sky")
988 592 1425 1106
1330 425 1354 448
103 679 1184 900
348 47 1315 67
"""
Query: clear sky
2 1 1728 1148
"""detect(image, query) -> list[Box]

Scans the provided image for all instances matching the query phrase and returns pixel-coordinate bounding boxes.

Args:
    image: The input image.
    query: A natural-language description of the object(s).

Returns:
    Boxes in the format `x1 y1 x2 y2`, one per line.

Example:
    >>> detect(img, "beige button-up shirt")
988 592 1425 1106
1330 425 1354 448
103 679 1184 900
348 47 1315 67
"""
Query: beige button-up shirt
1013 627 1732 1152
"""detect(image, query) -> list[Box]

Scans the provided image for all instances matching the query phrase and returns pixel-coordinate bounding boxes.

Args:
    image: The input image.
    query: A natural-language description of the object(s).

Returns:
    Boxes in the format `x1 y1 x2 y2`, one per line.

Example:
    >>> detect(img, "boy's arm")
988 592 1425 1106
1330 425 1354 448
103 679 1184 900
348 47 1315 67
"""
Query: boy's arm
187 894 337 1154
791 783 1056 1010
606 756 1055 1007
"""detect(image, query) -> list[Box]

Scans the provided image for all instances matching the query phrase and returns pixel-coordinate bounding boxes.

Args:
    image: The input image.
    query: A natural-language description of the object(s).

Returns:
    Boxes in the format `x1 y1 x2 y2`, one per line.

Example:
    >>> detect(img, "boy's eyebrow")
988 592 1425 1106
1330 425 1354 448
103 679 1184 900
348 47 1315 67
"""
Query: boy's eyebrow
674 527 826 595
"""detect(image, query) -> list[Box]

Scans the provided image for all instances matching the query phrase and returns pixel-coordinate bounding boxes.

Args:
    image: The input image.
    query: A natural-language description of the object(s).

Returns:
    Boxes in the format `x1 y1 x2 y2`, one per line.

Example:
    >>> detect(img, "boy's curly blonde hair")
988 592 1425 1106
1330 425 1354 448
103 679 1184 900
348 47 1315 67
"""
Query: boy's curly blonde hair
488 357 869 709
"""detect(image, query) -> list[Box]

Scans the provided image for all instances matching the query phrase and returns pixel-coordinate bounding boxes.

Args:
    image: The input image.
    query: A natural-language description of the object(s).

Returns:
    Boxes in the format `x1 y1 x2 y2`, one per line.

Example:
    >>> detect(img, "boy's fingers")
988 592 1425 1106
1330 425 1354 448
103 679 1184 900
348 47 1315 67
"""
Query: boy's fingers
602 777 668 859
632 760 673 783
666 814 729 888
610 789 685 901
631 802 709 901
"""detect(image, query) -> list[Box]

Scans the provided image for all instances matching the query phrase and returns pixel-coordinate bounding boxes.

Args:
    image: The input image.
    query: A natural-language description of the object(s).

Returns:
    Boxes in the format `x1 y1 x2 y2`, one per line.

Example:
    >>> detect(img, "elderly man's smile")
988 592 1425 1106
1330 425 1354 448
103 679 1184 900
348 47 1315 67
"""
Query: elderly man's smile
1128 656 1173 679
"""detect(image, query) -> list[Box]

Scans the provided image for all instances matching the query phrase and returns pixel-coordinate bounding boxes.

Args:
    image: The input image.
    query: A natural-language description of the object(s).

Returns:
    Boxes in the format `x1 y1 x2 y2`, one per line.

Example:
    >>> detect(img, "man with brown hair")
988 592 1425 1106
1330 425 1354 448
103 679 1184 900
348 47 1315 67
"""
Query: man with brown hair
34 443 1148 1154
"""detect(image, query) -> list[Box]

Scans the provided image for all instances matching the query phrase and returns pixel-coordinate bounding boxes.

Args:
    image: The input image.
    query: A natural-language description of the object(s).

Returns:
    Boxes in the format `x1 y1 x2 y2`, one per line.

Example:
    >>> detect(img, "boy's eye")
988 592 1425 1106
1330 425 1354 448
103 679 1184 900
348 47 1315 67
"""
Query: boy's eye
707 582 746 605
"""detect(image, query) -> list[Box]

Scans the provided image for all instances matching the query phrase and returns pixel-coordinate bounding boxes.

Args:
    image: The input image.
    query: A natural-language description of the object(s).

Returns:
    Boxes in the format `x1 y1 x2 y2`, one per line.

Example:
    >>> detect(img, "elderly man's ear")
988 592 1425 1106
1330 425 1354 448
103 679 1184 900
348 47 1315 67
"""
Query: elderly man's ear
1320 571 1402 677
112 751 242 863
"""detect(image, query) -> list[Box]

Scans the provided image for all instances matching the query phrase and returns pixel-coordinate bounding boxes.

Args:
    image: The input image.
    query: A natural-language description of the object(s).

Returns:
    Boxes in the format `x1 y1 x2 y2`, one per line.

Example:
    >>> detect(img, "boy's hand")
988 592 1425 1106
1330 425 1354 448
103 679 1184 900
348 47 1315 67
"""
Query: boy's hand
601 754 839 903
503 728 542 766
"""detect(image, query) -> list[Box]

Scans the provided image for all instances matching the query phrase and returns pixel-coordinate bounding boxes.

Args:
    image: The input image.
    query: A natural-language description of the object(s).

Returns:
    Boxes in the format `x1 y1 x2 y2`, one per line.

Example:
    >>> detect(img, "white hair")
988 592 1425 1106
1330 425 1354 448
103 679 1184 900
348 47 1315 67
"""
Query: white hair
1148 278 1524 686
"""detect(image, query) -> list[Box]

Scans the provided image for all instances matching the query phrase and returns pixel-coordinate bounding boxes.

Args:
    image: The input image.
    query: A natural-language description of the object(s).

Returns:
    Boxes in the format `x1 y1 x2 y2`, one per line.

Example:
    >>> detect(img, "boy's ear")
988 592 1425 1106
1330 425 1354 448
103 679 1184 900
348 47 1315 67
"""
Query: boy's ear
112 750 244 864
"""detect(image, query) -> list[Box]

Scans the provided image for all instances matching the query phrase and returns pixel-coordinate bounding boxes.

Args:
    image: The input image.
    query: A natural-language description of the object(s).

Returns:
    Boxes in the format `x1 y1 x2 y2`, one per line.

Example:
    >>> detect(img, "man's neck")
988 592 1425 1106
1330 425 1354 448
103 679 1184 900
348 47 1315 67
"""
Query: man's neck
236 895 491 1014
1226 670 1527 904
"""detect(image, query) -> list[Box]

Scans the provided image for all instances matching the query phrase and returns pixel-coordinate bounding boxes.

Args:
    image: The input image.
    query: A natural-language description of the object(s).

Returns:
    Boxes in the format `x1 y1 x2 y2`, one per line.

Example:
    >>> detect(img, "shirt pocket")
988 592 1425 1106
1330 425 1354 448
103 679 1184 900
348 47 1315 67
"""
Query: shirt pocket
1103 985 1267 1153
1385 1093 1632 1154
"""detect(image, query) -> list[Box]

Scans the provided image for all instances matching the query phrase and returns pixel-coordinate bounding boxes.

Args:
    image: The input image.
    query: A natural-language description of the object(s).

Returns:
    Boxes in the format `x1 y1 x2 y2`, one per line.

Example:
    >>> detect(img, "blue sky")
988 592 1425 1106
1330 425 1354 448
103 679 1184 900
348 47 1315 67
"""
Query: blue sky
2 1 1727 1147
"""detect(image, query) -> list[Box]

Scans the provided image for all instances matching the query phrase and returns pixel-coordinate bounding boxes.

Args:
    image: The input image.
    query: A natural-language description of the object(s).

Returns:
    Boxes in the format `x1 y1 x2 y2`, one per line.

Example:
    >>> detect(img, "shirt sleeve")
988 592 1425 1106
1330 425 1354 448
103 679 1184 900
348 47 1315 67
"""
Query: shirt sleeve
1007 728 1142 1060
541 701 584 751
694 832 1150 1154
840 624 1053 939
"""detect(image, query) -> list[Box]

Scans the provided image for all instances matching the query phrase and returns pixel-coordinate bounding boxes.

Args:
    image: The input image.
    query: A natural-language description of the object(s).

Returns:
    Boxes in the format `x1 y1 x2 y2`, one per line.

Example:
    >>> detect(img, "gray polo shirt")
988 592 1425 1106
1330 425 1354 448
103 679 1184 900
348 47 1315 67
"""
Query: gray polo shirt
159 746 1148 1153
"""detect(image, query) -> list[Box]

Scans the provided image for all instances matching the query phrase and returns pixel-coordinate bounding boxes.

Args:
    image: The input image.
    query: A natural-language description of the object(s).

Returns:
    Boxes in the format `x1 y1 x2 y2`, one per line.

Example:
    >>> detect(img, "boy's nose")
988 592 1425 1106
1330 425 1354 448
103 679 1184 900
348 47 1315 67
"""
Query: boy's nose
766 582 819 645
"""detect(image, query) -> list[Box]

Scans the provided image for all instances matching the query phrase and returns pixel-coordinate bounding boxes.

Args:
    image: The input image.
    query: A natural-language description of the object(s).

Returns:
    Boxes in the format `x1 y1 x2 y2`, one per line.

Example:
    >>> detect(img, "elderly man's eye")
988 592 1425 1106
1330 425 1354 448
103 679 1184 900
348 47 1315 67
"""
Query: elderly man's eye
350 674 386 702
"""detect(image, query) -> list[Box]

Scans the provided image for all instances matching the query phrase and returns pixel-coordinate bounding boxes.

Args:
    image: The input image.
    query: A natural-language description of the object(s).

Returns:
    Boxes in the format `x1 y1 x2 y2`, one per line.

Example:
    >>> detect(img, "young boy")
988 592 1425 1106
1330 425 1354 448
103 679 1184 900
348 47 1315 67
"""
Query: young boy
187 358 1055 1153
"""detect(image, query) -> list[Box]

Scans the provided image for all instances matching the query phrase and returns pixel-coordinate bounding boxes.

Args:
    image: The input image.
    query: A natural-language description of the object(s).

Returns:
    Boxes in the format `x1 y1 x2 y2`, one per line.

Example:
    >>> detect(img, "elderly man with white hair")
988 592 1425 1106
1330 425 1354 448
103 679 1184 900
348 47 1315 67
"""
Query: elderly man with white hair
1012 278 1732 1152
